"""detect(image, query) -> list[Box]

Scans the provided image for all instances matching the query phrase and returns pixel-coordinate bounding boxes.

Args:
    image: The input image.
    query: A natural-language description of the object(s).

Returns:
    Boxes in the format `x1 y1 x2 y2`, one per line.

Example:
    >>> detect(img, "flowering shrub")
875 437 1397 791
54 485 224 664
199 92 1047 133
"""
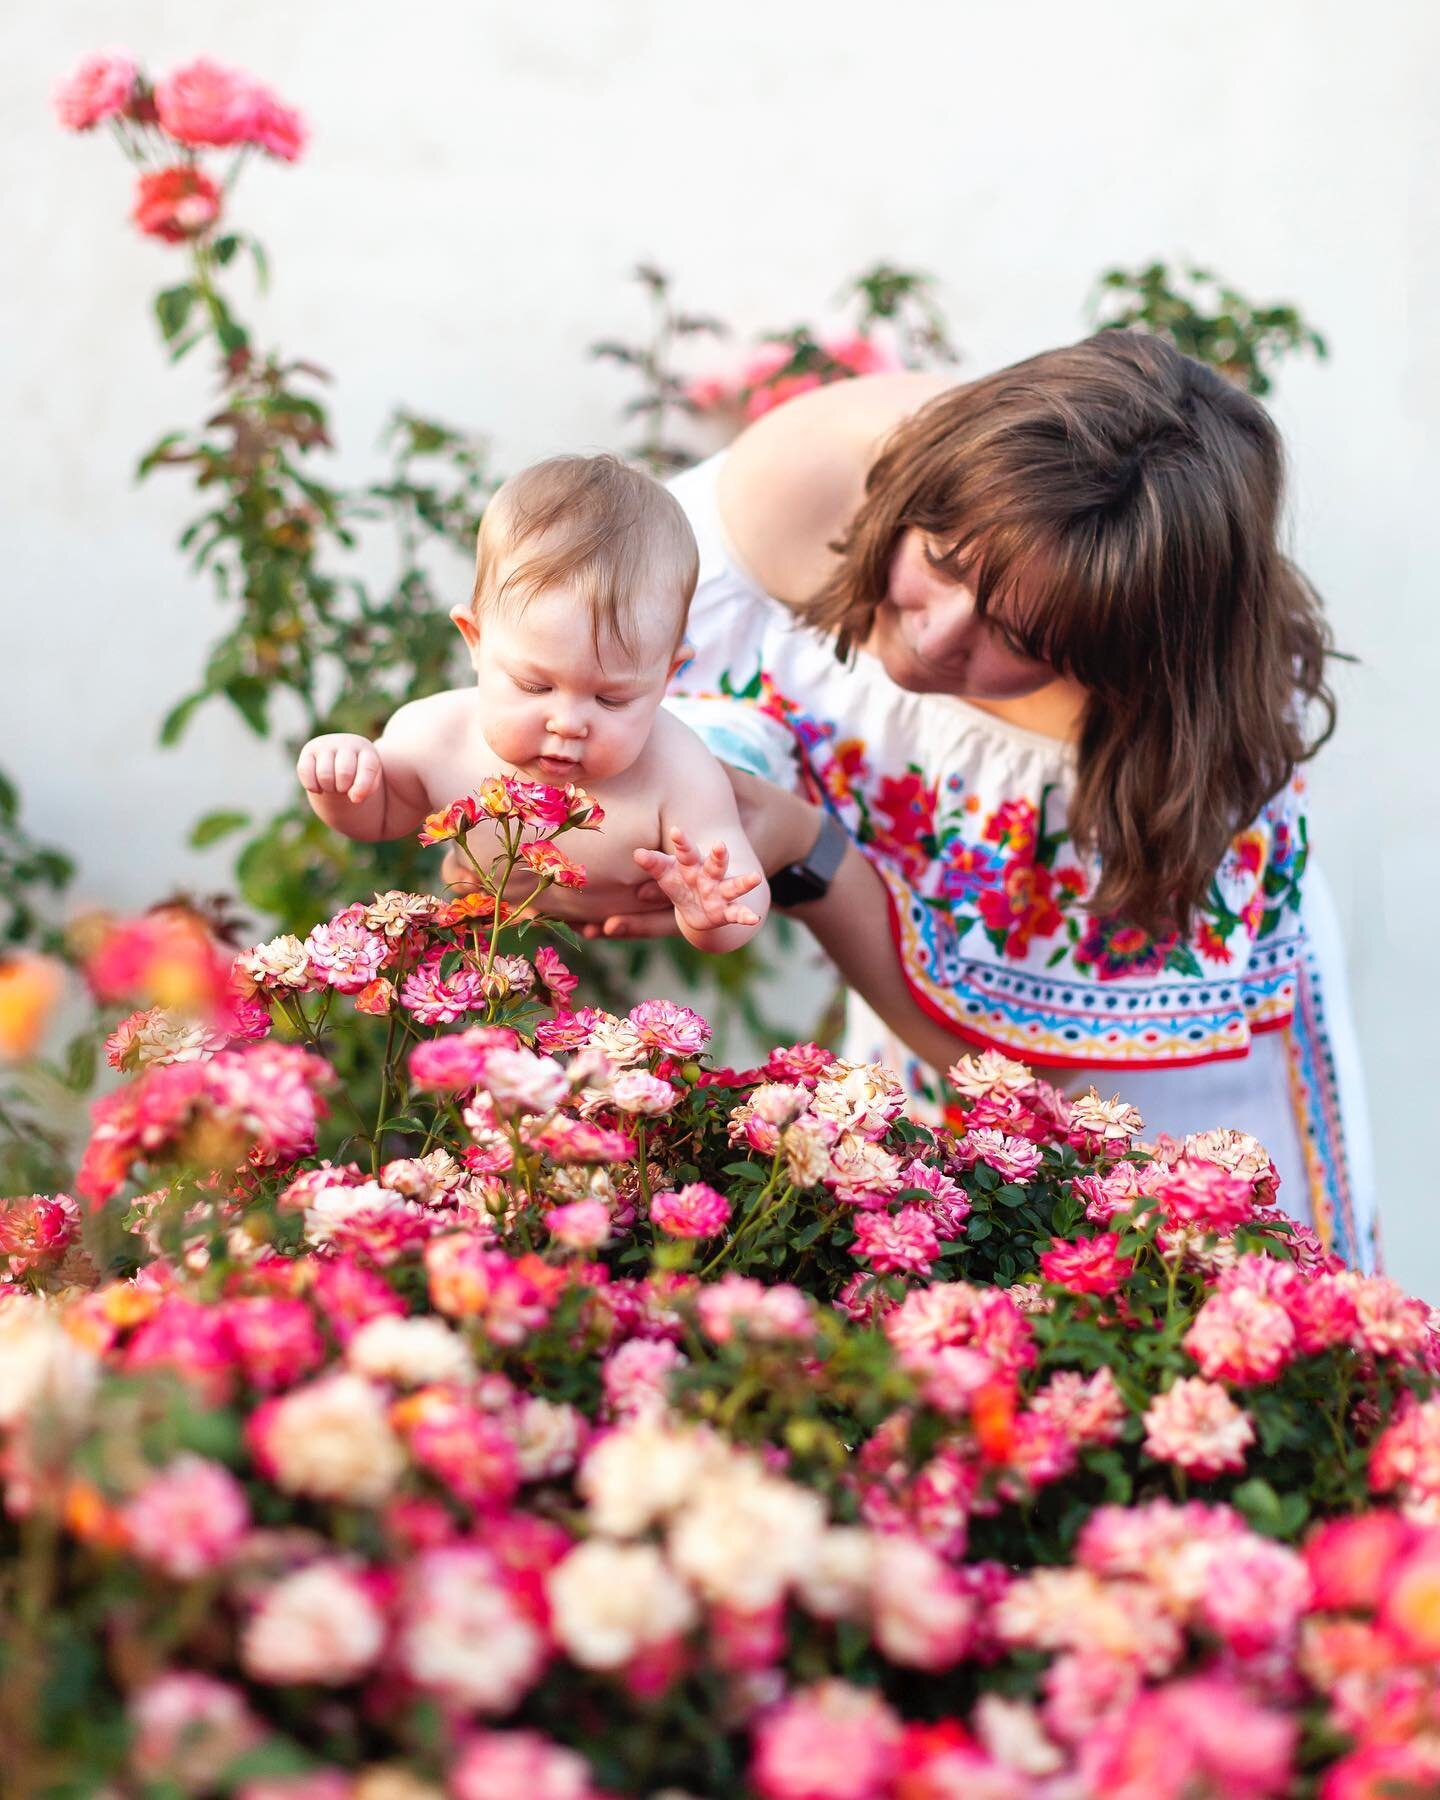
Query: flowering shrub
1 779 1436 1796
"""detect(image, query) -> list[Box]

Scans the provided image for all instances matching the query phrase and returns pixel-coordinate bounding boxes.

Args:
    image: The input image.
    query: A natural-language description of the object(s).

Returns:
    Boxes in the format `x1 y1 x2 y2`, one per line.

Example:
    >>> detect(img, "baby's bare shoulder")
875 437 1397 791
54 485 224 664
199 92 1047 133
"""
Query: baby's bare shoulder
645 709 733 806
379 689 475 749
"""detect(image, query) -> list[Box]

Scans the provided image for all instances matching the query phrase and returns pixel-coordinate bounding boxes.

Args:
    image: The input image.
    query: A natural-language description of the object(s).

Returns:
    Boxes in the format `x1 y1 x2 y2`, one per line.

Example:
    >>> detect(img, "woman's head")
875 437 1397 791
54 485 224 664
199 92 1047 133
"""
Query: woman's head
805 331 1336 931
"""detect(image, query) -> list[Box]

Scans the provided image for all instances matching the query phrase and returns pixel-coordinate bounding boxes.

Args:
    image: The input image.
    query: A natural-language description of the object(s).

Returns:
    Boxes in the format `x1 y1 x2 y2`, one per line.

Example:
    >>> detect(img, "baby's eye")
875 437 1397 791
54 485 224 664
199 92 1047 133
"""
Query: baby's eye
596 696 632 711
513 678 550 695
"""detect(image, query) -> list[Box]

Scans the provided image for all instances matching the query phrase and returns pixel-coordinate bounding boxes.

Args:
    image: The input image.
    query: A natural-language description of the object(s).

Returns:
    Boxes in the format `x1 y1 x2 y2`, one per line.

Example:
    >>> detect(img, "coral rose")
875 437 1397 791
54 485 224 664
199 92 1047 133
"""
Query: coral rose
131 166 222 243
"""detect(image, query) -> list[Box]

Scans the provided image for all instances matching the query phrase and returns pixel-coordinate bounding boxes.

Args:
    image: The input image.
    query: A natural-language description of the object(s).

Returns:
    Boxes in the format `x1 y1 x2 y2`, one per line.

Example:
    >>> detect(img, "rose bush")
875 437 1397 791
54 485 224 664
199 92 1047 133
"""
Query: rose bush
1 781 1436 1798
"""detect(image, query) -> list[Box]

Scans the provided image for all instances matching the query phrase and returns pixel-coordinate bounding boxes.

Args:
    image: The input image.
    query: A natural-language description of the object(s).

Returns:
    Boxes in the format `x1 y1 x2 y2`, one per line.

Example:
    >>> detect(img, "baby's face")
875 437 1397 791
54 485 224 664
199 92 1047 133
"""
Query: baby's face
456 584 683 785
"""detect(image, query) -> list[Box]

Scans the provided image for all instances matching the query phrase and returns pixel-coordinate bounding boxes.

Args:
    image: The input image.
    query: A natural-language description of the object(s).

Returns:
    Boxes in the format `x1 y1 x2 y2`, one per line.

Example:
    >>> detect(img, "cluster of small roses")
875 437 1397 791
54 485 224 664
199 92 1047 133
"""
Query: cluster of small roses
1298 1511 1440 1795
75 1041 331 1206
54 53 305 244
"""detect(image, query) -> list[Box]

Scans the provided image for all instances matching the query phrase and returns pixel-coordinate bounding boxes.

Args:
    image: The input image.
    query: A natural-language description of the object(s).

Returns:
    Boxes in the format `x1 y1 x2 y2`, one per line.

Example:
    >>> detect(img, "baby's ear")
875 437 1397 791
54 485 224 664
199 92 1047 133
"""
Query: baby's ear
669 642 693 679
450 605 481 658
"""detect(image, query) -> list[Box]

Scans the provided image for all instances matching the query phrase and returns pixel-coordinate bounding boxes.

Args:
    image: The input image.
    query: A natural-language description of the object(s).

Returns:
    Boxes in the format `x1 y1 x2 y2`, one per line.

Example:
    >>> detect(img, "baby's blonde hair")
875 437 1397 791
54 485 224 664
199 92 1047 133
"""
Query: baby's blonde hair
471 454 699 660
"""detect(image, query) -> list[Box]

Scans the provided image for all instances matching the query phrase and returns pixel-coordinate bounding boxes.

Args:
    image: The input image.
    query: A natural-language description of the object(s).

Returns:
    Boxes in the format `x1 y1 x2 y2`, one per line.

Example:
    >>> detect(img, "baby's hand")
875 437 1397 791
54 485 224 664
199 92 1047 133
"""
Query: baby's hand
297 733 384 805
633 828 762 934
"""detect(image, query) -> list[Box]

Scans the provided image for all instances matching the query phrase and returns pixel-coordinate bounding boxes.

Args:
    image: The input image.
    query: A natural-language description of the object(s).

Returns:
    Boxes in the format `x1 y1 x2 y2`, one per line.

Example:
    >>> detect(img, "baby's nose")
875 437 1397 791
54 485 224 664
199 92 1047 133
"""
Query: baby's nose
546 707 589 739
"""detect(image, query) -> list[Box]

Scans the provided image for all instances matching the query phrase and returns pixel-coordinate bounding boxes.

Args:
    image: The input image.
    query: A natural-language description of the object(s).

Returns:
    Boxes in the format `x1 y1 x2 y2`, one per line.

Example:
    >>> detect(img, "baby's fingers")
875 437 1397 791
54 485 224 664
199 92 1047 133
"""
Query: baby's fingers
300 742 338 793
725 904 761 927
632 847 675 878
718 869 762 900
666 827 702 868
332 741 362 794
703 840 731 878
349 745 383 804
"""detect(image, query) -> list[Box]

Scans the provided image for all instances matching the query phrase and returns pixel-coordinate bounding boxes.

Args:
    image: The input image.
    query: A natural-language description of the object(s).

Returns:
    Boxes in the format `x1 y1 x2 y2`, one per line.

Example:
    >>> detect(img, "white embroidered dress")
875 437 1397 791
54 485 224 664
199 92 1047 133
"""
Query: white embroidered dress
665 452 1377 1269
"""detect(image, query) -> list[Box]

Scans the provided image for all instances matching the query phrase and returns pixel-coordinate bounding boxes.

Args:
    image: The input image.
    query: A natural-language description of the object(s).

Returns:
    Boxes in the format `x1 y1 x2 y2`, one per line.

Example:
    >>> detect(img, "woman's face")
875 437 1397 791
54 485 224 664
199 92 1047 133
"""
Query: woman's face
868 529 1057 700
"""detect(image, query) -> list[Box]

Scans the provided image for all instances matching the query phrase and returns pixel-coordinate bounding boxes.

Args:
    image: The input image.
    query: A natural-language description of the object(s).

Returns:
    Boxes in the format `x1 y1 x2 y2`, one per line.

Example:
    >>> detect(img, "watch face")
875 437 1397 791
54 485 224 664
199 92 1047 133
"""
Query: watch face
769 865 827 909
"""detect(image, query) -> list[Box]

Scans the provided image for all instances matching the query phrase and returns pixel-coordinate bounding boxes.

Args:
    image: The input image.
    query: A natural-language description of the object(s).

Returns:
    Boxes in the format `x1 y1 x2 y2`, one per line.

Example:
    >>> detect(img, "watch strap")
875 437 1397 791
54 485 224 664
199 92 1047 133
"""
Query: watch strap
768 810 850 909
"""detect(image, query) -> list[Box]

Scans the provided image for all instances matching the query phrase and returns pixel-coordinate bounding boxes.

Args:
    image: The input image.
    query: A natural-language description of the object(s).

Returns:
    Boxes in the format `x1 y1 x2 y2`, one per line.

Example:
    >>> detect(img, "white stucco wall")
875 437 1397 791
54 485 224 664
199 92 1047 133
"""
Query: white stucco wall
4 0 1437 1288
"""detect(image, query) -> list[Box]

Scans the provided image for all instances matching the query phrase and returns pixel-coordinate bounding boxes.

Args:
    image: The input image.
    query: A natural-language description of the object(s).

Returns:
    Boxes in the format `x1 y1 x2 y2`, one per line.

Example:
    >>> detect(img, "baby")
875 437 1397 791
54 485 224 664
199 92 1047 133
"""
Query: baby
297 454 768 952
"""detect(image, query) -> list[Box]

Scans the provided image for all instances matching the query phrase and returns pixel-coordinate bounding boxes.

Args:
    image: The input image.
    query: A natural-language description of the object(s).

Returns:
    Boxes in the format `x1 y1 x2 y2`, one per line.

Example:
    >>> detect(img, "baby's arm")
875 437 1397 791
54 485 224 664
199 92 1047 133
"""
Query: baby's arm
638 732 770 954
297 701 436 843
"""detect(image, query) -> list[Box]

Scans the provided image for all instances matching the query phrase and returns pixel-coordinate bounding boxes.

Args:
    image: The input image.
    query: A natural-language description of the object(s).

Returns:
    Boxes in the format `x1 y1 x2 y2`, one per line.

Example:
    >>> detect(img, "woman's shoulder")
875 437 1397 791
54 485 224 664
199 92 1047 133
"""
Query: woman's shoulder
718 371 961 602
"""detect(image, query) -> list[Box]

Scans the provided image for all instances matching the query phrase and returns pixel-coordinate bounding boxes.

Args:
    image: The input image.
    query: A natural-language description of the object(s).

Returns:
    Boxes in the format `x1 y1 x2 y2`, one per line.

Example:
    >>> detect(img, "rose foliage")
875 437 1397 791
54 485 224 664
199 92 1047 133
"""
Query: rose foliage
2 778 1438 1800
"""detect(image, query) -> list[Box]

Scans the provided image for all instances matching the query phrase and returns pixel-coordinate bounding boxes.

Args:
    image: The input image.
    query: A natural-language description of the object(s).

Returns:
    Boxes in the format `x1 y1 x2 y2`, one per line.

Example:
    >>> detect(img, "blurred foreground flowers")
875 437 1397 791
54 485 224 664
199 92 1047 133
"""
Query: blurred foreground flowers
1 779 1437 1797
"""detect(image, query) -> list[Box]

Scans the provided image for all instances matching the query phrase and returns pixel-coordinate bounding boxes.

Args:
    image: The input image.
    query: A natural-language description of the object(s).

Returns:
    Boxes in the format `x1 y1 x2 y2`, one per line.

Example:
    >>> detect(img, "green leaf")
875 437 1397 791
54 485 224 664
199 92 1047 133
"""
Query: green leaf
158 689 209 746
212 234 240 266
216 314 250 356
222 677 270 736
154 283 196 342
63 1033 97 1091
188 808 250 848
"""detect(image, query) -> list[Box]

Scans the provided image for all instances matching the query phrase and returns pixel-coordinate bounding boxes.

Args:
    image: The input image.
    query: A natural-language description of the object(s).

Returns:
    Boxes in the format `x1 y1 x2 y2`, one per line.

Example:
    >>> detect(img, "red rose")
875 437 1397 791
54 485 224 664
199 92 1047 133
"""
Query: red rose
130 166 222 243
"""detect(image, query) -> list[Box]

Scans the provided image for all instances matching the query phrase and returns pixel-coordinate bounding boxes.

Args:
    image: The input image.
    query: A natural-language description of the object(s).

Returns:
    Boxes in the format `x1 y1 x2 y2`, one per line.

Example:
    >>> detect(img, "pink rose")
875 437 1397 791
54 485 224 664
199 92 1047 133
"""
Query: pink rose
53 51 138 131
649 1181 731 1239
154 57 260 147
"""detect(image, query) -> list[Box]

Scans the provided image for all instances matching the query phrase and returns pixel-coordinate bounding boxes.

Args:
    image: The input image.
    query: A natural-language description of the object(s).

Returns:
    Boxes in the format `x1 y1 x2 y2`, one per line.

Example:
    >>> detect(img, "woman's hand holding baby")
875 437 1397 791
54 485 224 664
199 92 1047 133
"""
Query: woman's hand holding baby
632 828 764 951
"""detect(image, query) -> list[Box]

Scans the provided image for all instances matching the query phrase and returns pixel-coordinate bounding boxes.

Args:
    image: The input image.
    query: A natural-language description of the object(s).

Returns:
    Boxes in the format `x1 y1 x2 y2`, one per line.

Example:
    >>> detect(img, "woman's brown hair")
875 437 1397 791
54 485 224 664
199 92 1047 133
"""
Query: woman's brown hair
802 331 1337 935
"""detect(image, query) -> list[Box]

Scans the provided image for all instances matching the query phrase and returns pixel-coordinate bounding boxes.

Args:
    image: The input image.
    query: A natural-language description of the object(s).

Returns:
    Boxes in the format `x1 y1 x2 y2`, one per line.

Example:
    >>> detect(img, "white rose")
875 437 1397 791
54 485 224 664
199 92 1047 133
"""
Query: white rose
259 1373 405 1505
346 1315 475 1387
668 1463 825 1610
548 1539 697 1668
578 1421 722 1537
0 1297 98 1428
241 1560 385 1685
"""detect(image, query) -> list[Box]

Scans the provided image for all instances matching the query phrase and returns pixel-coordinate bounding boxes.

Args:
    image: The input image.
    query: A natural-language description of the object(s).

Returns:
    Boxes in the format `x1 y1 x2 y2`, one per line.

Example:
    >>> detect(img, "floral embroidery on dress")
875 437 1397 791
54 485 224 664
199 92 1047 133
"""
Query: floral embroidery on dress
708 661 1308 1070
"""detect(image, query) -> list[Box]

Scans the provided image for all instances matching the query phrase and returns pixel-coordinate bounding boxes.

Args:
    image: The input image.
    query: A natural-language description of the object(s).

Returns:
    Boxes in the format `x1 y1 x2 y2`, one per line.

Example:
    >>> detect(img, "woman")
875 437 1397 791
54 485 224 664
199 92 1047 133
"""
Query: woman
459 333 1375 1265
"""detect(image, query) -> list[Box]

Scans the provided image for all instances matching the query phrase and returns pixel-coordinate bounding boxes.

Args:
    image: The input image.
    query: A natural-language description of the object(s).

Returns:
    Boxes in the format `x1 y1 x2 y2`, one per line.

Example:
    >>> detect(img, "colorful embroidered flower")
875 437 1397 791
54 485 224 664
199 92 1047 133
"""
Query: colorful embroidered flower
977 860 1062 956
602 1336 686 1420
1074 913 1177 980
697 1275 814 1345
606 1069 679 1115
248 1373 405 1505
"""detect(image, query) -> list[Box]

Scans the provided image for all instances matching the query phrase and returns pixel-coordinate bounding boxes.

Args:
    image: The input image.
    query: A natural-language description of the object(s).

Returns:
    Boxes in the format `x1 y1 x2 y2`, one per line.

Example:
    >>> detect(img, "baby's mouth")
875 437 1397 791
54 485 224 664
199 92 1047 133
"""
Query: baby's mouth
534 753 581 778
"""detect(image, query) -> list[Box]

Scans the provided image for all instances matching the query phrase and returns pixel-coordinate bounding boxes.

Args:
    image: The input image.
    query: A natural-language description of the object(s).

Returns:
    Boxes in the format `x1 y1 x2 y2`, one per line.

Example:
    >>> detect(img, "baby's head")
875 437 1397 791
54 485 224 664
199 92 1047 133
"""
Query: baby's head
451 454 698 785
